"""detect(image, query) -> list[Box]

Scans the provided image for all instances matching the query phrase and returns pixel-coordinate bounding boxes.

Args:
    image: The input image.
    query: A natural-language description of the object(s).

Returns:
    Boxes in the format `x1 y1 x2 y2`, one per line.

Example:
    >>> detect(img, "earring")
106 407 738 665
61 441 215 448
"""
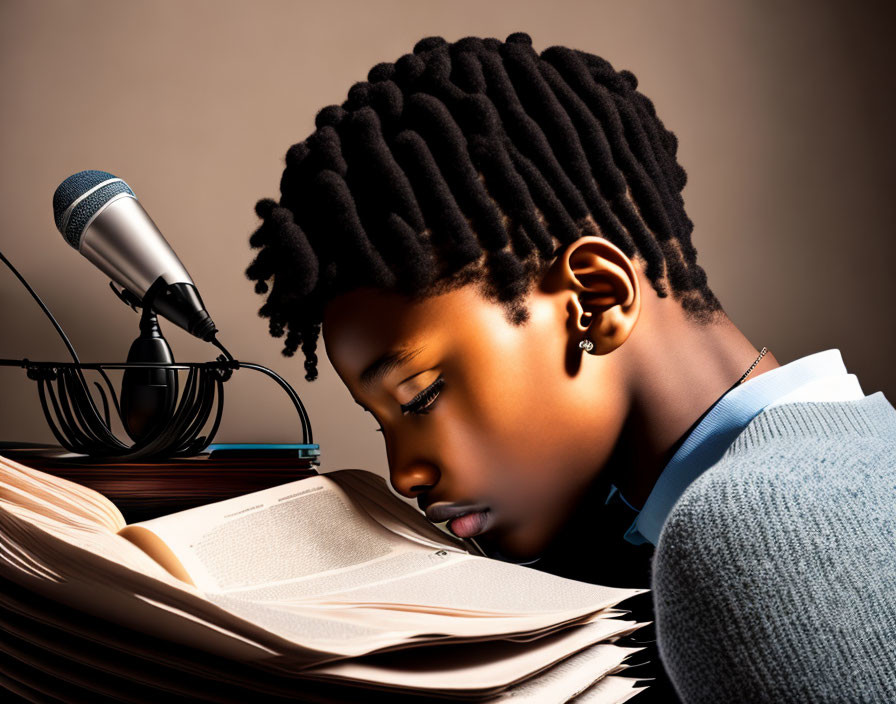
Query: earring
579 338 596 354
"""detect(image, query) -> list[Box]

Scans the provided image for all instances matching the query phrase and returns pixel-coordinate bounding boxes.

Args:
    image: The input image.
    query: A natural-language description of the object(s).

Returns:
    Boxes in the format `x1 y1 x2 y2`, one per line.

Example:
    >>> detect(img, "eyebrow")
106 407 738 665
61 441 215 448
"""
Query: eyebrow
360 345 427 392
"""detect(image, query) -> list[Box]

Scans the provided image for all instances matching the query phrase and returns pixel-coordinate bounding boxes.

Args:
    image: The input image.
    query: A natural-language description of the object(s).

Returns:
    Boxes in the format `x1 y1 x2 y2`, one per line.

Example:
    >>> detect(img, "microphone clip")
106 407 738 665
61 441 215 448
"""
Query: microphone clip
109 281 143 312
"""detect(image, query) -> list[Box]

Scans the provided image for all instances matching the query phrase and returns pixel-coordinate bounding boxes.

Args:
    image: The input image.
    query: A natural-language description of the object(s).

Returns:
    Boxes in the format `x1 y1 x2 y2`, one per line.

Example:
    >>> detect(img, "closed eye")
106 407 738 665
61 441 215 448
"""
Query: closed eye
400 375 445 416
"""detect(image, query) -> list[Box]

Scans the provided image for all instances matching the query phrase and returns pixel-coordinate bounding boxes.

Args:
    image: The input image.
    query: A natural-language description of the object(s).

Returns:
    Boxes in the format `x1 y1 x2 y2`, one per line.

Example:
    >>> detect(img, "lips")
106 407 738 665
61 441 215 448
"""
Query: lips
446 510 492 539
423 501 492 538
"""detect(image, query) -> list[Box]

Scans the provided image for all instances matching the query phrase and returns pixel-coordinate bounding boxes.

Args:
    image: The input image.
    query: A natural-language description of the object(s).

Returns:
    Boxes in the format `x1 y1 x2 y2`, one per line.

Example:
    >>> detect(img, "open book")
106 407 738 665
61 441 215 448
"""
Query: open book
0 453 650 702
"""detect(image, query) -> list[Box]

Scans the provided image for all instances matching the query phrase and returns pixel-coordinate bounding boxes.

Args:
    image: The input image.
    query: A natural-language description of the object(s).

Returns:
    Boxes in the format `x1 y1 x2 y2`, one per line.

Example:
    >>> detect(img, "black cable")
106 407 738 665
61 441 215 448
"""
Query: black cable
93 367 122 419
1 247 314 458
36 379 78 453
0 249 82 366
5 357 310 458
0 247 107 426
238 362 313 445
211 336 234 362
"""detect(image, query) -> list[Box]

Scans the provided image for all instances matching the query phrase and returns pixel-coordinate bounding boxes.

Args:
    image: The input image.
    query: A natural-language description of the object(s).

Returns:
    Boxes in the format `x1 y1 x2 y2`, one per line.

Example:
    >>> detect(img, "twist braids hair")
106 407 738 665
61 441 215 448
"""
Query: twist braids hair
246 32 724 381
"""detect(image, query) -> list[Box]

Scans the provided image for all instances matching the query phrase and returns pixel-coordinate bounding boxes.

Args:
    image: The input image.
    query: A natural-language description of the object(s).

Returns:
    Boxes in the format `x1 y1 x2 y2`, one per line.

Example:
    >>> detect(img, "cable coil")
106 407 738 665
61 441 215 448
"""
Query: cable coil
1 248 314 461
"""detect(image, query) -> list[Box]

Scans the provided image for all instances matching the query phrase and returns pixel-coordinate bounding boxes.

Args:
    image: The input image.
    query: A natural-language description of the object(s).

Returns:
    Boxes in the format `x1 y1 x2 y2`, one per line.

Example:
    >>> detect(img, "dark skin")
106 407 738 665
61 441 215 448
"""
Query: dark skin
322 235 779 564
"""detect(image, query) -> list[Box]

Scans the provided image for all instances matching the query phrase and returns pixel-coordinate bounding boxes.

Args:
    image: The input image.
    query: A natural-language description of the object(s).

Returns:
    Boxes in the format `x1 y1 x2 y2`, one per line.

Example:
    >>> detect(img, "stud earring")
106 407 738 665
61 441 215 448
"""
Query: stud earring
579 338 596 354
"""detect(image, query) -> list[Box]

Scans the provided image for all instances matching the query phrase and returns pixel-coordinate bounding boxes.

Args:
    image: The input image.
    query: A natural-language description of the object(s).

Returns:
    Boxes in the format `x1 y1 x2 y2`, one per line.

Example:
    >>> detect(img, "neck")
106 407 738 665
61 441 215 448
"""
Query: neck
607 312 780 510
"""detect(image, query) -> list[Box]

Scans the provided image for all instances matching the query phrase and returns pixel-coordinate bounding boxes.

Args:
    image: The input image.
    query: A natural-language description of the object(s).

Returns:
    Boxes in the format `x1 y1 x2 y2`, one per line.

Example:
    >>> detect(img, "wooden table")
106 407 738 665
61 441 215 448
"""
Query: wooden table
0 443 319 523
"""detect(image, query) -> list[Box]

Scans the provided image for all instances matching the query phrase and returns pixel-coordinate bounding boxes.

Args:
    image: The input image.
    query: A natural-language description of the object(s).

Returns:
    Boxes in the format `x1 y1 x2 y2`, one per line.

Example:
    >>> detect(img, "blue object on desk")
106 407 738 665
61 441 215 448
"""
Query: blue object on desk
206 443 321 461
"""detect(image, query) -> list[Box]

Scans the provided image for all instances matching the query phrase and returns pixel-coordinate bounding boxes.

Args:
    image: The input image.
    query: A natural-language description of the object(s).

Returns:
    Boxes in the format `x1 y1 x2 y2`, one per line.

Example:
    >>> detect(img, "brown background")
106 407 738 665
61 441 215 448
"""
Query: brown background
1 0 894 485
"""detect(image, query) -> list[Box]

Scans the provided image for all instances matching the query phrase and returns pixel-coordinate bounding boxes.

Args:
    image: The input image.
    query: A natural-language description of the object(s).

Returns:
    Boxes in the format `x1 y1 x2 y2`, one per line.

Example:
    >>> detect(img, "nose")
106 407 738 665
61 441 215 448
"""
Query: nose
390 461 440 499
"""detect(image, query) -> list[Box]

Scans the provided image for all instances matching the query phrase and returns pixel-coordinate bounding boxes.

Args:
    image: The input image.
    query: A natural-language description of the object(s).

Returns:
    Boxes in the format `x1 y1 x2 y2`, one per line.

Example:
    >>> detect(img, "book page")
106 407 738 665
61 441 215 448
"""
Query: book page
128 474 446 594
0 503 289 661
301 619 638 694
0 496 440 662
0 454 124 532
324 469 482 555
301 605 639 643
130 472 644 620
0 464 432 660
571 675 649 703
118 525 195 585
308 551 645 616
215 598 639 649
488 645 643 702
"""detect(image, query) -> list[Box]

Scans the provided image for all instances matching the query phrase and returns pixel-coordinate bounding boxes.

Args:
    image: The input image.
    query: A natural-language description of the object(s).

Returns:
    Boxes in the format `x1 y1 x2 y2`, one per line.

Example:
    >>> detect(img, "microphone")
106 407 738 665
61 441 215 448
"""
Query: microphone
52 170 218 341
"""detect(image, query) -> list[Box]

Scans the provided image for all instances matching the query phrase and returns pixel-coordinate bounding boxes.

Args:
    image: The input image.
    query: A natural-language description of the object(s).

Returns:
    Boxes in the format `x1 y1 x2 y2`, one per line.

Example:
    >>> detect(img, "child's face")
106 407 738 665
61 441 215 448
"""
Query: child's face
322 279 629 561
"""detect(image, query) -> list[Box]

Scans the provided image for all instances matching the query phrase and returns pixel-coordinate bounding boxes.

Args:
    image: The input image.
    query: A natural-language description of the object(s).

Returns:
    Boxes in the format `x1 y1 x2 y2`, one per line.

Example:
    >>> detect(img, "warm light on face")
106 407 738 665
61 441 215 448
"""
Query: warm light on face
321 282 629 560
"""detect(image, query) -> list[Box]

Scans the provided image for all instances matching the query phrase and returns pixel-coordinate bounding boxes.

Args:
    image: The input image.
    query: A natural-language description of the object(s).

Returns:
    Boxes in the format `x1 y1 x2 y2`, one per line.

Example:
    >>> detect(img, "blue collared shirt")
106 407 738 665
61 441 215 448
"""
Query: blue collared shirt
608 349 865 546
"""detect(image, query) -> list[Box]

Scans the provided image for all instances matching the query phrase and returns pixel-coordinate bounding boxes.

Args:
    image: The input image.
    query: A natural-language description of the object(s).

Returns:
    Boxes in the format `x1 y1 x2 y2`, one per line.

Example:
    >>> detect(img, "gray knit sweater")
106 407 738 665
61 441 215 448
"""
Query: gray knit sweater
652 392 896 703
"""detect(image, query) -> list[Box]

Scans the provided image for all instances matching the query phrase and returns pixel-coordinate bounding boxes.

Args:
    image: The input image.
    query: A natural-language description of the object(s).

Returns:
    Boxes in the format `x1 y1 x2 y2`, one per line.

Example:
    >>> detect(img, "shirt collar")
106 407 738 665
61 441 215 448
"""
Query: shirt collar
611 349 852 546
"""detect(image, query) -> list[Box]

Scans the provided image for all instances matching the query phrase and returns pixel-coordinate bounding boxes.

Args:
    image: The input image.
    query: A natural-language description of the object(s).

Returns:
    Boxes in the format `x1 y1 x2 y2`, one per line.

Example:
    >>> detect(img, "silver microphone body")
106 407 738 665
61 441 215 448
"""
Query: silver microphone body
53 170 218 341
78 193 194 300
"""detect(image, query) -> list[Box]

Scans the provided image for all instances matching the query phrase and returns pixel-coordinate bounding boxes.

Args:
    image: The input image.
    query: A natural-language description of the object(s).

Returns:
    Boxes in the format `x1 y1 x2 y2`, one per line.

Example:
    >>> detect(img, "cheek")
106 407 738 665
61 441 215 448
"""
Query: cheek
443 343 626 552
444 351 593 517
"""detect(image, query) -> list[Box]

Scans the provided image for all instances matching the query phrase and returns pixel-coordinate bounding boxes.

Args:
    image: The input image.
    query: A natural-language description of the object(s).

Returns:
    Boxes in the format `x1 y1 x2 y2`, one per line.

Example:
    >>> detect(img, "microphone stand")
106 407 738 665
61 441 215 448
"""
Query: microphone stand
0 249 316 462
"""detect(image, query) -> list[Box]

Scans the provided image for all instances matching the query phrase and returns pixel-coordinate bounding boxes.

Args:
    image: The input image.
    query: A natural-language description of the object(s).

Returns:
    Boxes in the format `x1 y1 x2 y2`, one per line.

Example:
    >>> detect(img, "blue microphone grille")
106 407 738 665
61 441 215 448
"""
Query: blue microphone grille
53 170 135 248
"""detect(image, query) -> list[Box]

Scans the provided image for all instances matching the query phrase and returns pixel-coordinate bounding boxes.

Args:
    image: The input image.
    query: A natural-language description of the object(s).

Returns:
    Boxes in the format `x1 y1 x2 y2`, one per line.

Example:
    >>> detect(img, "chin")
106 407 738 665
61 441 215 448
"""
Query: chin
479 524 552 564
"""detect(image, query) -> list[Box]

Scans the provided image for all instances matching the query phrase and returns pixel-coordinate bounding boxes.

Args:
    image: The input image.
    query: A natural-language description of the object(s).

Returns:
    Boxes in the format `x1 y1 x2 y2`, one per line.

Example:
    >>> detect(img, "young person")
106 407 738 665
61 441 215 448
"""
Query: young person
245 32 896 702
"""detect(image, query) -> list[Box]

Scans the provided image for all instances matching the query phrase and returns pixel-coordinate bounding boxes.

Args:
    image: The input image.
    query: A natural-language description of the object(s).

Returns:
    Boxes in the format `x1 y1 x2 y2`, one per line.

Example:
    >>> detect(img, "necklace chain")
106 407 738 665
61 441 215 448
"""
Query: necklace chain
737 346 769 385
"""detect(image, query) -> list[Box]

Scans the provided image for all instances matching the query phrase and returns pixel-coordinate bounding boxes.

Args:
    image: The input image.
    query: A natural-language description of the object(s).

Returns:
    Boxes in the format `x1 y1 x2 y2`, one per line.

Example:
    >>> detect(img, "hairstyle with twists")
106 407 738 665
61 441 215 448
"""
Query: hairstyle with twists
246 31 724 381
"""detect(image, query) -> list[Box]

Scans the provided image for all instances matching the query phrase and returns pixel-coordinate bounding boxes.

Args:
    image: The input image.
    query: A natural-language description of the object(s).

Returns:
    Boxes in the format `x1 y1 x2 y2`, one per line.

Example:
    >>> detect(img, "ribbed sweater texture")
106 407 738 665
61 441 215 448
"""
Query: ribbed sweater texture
653 392 896 703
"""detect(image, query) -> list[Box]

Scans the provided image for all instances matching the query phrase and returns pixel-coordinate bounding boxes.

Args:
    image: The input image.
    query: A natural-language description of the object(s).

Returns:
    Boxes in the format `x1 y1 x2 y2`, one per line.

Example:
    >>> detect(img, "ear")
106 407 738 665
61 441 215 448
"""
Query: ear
557 236 641 355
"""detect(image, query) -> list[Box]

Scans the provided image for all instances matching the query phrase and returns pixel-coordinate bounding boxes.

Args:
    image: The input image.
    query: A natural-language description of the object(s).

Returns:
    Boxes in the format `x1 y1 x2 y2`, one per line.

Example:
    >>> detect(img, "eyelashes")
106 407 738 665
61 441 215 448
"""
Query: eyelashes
368 374 446 434
400 375 445 416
